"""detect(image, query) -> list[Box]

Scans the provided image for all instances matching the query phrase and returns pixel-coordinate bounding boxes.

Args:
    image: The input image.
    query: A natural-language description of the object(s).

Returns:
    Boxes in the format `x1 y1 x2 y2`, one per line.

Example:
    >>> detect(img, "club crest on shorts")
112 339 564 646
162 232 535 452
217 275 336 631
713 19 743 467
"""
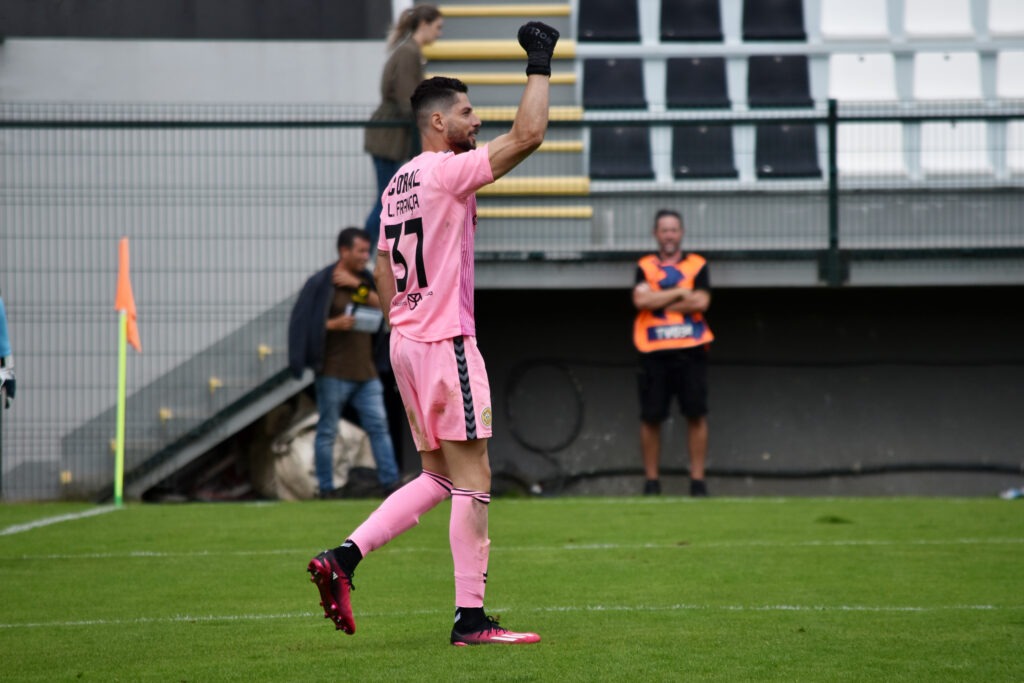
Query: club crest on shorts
481 407 492 427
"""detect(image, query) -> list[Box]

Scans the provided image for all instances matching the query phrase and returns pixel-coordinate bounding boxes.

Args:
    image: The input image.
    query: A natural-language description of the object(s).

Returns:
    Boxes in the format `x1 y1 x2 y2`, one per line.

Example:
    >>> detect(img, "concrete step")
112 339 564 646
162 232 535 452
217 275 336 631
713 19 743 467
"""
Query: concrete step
478 175 589 195
477 204 593 219
475 214 597 252
427 70 575 85
476 105 581 122
502 148 584 175
445 84 576 106
439 3 570 17
424 38 576 61
433 15 574 41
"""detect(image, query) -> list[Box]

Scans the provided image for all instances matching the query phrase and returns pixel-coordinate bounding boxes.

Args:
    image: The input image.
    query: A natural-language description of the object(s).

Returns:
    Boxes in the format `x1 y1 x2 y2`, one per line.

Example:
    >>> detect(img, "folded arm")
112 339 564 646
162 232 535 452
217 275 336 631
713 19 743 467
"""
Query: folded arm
633 283 710 314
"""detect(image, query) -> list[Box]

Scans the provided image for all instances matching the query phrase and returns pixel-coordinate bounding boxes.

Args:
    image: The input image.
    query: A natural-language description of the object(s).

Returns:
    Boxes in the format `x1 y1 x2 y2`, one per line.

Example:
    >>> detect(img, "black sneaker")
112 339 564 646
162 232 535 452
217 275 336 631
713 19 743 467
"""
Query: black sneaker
643 479 661 496
690 479 708 497
451 615 541 646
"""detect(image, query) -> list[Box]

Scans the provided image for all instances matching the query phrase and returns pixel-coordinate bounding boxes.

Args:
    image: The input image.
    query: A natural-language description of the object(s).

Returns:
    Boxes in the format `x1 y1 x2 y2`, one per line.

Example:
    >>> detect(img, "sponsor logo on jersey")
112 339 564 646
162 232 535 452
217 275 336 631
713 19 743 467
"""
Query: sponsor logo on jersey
647 320 705 342
386 168 421 196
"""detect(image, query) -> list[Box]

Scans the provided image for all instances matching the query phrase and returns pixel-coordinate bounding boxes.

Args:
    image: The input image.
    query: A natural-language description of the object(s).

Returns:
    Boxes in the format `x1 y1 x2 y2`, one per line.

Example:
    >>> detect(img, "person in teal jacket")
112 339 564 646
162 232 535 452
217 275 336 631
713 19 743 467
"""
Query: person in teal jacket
0 289 14 409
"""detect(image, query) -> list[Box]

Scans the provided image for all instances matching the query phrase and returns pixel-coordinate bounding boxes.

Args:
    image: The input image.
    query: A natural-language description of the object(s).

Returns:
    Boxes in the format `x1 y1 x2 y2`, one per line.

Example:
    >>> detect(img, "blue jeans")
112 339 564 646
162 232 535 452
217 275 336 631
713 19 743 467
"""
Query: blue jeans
364 156 402 246
314 376 400 492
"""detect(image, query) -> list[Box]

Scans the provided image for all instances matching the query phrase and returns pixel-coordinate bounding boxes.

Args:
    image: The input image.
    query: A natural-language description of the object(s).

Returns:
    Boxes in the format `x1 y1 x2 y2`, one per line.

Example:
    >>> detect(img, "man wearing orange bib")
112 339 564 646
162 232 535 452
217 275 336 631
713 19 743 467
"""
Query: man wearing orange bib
632 209 714 497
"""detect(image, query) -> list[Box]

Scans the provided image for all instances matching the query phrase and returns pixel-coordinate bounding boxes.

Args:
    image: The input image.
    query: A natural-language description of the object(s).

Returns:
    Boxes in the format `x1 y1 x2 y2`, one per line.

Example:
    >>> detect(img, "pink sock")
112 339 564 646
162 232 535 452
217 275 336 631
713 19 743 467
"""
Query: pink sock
450 488 491 608
348 470 452 555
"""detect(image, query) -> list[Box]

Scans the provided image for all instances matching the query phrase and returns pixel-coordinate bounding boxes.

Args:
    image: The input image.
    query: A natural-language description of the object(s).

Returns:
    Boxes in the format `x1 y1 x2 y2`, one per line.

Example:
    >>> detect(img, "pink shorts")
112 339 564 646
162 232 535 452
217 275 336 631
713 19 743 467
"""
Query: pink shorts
390 331 493 452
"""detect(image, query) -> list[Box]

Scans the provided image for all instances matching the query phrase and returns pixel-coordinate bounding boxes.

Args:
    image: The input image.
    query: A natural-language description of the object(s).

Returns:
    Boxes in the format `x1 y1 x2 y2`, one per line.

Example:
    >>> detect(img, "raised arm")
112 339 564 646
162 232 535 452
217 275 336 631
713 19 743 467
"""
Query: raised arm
487 22 559 180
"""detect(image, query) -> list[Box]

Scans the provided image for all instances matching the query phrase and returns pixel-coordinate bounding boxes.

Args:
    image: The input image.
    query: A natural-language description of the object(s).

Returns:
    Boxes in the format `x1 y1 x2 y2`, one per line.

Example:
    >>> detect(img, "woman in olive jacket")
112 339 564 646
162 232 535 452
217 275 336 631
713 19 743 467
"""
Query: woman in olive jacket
363 4 443 246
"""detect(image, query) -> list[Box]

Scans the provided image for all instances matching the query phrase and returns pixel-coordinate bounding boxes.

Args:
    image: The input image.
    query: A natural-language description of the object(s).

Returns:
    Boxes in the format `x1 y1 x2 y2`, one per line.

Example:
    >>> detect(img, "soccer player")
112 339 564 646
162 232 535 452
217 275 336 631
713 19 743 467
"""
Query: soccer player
308 21 559 646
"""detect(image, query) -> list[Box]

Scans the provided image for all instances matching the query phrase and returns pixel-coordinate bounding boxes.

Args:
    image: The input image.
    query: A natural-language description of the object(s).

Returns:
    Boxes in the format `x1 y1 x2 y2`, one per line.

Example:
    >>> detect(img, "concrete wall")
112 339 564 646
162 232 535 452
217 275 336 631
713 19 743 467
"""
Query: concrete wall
0 0 392 40
475 286 1024 497
0 39 386 105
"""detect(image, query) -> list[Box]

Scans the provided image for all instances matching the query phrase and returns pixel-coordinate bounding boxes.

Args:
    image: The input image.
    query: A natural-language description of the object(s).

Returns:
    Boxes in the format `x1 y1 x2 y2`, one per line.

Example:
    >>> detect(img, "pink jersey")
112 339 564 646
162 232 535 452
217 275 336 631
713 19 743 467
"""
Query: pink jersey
377 146 494 342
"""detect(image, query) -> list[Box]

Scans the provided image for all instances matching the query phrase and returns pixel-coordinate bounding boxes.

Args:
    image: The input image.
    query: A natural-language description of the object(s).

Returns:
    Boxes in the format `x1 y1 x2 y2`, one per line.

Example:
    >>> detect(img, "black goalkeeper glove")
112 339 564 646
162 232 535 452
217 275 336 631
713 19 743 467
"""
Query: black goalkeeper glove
517 21 560 77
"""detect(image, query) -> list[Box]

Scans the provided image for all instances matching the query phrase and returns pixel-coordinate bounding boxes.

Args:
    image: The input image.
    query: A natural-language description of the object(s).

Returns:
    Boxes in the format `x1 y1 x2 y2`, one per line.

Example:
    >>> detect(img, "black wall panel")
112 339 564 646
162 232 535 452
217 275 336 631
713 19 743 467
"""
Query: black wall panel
0 0 391 39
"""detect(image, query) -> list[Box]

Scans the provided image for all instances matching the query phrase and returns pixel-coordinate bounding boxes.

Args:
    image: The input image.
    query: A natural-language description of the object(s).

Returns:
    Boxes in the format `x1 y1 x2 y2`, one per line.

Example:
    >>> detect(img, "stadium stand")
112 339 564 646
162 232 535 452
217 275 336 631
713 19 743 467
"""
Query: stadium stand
904 0 974 39
828 53 904 177
660 0 724 42
422 38 576 60
672 124 739 178
755 124 821 178
913 52 983 100
583 58 647 109
438 4 571 18
421 1 589 236
577 0 640 42
920 121 992 176
572 0 1021 186
590 126 655 179
996 51 1024 99
988 0 1024 37
747 55 813 108
742 0 806 41
828 53 898 102
666 57 730 109
1008 122 1024 175
819 0 889 40
836 123 907 177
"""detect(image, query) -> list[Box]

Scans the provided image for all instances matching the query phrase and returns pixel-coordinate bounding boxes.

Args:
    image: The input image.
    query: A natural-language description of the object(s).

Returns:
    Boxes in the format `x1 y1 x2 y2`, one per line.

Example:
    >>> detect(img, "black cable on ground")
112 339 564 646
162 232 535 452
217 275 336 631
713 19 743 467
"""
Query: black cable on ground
503 359 587 494
562 462 1024 488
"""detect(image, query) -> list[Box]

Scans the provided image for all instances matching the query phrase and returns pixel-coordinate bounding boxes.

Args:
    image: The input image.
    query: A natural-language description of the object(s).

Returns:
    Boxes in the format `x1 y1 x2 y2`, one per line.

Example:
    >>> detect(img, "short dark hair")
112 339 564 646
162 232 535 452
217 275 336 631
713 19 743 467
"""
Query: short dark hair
653 209 683 230
411 76 469 131
337 226 370 251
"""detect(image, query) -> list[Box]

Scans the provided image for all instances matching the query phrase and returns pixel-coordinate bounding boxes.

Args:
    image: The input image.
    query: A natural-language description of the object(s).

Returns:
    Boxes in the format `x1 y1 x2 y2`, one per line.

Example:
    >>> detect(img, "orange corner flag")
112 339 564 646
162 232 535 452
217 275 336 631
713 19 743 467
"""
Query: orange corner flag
115 237 142 352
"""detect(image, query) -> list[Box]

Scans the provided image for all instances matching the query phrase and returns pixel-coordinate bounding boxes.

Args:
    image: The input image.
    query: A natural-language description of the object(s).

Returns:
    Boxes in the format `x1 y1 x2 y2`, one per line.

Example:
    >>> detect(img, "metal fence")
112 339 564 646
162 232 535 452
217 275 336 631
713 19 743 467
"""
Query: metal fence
1 101 1022 500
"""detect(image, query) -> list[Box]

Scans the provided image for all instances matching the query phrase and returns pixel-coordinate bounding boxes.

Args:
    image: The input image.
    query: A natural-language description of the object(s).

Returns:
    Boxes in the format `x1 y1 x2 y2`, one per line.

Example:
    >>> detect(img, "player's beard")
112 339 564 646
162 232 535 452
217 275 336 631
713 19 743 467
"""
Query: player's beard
449 127 479 153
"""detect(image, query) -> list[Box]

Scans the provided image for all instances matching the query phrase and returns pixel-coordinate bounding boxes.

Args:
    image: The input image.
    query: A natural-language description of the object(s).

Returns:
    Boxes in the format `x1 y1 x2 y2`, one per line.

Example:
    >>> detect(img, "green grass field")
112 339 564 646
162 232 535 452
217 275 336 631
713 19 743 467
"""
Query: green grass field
1 497 1021 681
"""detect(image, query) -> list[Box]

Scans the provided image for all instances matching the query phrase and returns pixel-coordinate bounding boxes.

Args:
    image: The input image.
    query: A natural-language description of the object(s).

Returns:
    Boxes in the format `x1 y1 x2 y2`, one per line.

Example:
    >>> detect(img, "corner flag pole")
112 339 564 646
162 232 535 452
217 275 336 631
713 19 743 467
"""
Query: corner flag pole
114 237 141 508
115 310 128 507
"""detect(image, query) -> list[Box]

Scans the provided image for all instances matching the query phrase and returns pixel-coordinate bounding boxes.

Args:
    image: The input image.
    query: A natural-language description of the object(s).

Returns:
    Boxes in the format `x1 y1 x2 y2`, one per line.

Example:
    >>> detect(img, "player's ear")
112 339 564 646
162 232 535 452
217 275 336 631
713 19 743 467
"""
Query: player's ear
430 110 445 133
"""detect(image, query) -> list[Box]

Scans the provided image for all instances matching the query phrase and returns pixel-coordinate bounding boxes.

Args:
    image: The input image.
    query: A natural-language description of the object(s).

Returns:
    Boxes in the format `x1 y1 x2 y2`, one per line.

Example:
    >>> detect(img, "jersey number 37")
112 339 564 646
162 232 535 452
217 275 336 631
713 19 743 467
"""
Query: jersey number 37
384 218 428 293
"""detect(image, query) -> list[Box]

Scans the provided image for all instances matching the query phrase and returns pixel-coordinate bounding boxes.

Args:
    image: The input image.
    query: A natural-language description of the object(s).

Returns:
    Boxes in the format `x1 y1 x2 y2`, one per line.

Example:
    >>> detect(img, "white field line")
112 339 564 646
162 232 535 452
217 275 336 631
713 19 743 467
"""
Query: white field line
1 602 1021 630
0 506 119 536
9 537 1024 561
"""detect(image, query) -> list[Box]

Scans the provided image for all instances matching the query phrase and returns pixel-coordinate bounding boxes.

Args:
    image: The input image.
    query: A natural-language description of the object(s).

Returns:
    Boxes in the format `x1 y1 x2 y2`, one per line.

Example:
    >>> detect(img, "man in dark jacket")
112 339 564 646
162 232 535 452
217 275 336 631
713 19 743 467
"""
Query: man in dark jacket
288 228 400 497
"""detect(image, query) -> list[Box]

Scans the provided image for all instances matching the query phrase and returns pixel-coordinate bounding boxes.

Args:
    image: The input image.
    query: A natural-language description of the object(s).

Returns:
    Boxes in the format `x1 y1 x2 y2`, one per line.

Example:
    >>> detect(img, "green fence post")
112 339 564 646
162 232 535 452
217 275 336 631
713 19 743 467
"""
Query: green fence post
825 98 844 286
